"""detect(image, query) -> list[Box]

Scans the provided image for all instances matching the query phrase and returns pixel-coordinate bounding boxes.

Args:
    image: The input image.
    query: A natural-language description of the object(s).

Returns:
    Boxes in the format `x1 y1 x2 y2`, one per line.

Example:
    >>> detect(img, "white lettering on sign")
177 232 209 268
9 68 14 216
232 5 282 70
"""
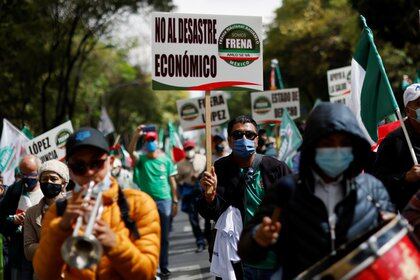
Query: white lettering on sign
177 93 230 131
251 89 300 123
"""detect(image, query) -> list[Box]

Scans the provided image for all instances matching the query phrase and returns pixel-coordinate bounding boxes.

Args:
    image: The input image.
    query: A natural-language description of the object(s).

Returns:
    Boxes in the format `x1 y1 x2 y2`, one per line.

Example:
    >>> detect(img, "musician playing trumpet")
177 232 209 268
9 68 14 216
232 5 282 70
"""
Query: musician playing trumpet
33 128 160 280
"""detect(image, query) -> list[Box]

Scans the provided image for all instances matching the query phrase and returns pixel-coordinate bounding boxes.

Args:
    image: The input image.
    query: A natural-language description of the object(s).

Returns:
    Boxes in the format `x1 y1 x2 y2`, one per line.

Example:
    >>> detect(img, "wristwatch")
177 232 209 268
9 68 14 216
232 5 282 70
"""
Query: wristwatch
172 200 178 205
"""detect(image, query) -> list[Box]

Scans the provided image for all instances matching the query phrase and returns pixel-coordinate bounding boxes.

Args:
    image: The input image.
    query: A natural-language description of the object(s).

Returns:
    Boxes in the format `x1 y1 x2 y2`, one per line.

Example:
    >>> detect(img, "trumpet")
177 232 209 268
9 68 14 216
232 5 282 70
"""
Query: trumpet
61 181 104 269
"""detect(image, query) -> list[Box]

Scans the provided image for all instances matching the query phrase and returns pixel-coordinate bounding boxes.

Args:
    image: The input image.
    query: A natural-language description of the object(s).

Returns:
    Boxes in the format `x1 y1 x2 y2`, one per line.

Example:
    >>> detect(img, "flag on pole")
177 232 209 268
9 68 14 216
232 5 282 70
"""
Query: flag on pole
348 16 399 144
270 59 285 90
21 126 34 140
98 107 115 136
165 122 185 163
415 70 420 84
279 110 302 169
0 119 30 185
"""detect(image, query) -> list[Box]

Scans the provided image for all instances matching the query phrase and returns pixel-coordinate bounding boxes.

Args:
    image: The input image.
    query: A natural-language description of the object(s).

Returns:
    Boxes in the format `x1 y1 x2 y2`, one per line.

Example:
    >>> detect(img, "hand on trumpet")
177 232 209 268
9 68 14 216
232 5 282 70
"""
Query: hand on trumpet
59 190 88 231
93 219 117 250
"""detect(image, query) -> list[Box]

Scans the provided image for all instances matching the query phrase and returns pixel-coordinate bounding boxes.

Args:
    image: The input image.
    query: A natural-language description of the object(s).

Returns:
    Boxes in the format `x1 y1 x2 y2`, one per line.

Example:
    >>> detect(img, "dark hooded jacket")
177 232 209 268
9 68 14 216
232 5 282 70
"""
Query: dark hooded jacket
238 103 394 279
373 121 420 211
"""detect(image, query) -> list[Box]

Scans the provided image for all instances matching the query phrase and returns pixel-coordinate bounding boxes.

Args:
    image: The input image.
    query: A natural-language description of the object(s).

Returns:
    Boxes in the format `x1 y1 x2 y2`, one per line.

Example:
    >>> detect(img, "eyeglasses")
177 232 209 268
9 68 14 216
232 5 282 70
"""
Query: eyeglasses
231 130 258 140
68 158 106 176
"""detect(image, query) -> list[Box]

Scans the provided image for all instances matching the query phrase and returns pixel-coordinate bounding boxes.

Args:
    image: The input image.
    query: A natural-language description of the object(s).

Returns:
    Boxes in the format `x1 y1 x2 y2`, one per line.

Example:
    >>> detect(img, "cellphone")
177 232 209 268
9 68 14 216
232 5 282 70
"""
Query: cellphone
143 125 156 133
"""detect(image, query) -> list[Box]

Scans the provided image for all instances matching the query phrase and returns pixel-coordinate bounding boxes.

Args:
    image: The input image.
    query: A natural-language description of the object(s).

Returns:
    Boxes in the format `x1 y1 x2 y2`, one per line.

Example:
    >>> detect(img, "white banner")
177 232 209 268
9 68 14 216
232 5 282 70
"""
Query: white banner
25 121 73 163
0 119 30 185
152 12 263 91
327 66 351 104
251 88 300 123
177 93 230 131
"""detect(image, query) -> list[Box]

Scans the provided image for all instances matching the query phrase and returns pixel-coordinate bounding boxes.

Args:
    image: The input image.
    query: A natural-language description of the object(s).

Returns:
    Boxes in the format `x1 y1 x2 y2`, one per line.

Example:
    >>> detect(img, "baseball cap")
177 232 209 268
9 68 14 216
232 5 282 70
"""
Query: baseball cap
145 131 157 141
183 139 195 150
65 127 109 159
403 83 420 107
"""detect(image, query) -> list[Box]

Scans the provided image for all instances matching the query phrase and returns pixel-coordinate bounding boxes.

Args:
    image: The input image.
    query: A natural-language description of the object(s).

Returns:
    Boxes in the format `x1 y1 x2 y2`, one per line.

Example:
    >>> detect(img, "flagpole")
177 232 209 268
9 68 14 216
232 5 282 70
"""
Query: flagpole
204 90 213 195
395 109 418 164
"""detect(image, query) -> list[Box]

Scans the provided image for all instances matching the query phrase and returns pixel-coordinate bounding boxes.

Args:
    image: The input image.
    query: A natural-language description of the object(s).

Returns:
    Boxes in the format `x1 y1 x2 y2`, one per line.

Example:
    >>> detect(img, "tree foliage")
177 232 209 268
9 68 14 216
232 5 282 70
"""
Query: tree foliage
0 0 173 133
262 0 419 116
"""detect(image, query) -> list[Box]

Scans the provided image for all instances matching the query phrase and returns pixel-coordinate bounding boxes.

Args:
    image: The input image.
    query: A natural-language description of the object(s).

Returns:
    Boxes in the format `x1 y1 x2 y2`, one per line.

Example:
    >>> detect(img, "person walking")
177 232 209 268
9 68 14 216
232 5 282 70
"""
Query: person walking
129 126 178 278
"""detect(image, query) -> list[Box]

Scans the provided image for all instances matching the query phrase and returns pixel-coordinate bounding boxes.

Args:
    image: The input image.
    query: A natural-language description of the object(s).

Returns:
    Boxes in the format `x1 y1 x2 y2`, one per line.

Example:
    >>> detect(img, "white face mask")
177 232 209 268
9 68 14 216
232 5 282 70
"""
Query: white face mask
74 172 112 198
186 150 195 159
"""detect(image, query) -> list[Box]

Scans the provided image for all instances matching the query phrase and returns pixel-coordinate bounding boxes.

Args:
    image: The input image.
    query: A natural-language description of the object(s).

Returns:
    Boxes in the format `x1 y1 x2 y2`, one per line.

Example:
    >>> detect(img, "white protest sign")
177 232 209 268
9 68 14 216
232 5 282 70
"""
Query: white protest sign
25 121 73 163
152 12 263 91
327 66 351 104
251 88 300 123
177 93 230 131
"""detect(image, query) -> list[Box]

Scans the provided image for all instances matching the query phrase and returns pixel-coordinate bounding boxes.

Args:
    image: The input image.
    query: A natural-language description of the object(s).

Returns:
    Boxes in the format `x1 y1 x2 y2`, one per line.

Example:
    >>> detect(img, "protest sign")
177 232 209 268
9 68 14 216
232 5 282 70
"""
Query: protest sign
25 121 73 163
177 93 230 130
152 12 263 91
327 66 351 104
251 88 300 123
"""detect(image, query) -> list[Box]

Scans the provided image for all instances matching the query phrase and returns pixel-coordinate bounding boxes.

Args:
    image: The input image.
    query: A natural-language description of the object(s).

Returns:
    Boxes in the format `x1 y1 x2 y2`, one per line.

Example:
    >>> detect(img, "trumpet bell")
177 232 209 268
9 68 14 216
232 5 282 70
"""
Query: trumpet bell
61 235 103 269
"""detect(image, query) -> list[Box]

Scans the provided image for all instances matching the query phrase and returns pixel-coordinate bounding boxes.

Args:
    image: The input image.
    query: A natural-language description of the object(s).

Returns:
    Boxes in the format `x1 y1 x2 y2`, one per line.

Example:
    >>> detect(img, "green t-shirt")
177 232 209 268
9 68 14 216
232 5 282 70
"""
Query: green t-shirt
134 154 177 200
242 168 278 270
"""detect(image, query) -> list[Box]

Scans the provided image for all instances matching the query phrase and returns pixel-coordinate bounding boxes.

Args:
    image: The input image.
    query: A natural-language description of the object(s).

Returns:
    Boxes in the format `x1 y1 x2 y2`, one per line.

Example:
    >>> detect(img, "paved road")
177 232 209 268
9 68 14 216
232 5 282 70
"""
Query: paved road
165 210 213 280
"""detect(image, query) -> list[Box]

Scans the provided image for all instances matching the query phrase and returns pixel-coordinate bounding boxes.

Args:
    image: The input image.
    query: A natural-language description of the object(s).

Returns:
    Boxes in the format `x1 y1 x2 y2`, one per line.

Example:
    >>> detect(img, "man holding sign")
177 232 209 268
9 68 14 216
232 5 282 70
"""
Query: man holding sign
198 115 290 279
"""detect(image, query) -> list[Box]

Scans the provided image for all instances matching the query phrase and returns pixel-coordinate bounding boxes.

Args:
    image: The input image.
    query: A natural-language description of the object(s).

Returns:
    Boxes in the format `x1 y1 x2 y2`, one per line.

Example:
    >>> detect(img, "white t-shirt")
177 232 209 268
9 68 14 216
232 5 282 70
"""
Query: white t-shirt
210 206 242 280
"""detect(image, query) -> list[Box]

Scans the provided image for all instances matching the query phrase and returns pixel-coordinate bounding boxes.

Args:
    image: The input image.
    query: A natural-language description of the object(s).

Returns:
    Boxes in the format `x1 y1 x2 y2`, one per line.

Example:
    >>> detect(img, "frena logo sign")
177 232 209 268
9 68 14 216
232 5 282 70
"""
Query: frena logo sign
180 103 200 121
253 96 271 114
218 24 260 67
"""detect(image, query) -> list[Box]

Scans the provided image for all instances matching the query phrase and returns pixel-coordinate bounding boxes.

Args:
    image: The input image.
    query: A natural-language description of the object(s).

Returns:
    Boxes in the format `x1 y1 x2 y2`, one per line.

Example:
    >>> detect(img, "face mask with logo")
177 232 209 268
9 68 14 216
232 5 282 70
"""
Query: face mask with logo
408 107 420 123
233 138 256 158
146 141 157 153
315 147 354 178
40 182 63 199
22 177 38 192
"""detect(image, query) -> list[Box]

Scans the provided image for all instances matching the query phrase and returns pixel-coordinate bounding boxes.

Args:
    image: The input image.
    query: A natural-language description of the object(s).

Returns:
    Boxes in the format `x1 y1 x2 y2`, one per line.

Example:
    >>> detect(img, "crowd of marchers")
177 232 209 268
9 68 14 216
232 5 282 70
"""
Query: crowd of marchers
0 84 419 280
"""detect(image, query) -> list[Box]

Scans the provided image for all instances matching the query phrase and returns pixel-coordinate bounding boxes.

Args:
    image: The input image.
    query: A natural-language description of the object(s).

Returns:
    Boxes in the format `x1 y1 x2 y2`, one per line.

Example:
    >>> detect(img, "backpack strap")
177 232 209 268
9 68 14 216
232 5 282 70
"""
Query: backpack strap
117 186 141 240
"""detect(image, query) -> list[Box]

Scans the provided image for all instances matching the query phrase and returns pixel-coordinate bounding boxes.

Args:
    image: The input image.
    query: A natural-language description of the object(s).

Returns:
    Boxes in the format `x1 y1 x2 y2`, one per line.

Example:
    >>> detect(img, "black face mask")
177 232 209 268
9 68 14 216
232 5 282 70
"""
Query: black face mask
258 138 266 147
215 144 224 153
40 182 62 199
23 178 38 192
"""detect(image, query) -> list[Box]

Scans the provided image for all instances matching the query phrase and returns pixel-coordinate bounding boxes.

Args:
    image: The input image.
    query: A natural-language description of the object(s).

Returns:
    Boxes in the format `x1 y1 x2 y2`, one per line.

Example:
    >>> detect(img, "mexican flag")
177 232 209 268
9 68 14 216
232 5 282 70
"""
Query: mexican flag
279 109 302 170
348 16 399 144
165 122 185 163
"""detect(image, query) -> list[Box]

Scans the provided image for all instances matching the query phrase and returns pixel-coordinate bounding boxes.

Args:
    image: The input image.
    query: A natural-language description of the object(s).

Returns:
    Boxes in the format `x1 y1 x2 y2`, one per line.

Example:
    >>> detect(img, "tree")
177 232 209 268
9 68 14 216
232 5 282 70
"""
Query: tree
264 0 359 113
0 0 173 133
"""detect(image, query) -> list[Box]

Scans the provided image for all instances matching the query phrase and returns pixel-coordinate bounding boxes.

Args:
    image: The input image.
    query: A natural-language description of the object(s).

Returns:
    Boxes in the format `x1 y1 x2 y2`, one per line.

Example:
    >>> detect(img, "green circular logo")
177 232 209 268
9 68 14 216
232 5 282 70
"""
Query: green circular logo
218 24 260 67
253 96 271 115
56 129 71 148
180 103 199 121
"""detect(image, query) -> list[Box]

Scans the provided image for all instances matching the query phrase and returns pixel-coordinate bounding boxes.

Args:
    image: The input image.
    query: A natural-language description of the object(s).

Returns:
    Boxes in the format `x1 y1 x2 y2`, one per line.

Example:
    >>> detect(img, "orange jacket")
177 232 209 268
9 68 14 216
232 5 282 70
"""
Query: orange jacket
33 178 160 280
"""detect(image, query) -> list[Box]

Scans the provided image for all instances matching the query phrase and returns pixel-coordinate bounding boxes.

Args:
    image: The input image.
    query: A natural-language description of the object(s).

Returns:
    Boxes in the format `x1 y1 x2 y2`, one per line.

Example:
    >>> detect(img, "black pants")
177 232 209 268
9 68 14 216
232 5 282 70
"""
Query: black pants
188 201 205 247
215 261 244 280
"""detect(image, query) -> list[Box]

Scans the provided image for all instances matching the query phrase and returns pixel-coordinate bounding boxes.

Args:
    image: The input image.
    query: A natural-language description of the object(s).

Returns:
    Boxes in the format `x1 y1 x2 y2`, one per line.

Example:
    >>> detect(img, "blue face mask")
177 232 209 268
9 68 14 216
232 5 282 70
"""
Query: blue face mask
146 140 157 153
315 147 354 178
22 177 38 192
408 107 420 122
233 138 256 158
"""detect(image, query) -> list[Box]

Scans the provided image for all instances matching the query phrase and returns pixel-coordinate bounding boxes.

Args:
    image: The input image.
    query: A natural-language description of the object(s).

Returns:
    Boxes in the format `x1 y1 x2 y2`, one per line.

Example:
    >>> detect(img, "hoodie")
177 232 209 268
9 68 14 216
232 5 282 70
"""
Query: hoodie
238 103 394 279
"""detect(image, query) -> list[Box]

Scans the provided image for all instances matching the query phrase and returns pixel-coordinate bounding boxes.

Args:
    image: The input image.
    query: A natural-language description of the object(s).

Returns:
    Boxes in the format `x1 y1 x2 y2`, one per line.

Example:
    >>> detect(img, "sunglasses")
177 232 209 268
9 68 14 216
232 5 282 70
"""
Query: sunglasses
68 158 106 176
231 130 258 140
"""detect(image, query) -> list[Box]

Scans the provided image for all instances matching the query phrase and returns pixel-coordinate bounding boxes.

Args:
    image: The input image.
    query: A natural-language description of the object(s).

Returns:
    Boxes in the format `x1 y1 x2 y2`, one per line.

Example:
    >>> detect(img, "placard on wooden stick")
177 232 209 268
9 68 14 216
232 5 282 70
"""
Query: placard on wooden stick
151 11 263 183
